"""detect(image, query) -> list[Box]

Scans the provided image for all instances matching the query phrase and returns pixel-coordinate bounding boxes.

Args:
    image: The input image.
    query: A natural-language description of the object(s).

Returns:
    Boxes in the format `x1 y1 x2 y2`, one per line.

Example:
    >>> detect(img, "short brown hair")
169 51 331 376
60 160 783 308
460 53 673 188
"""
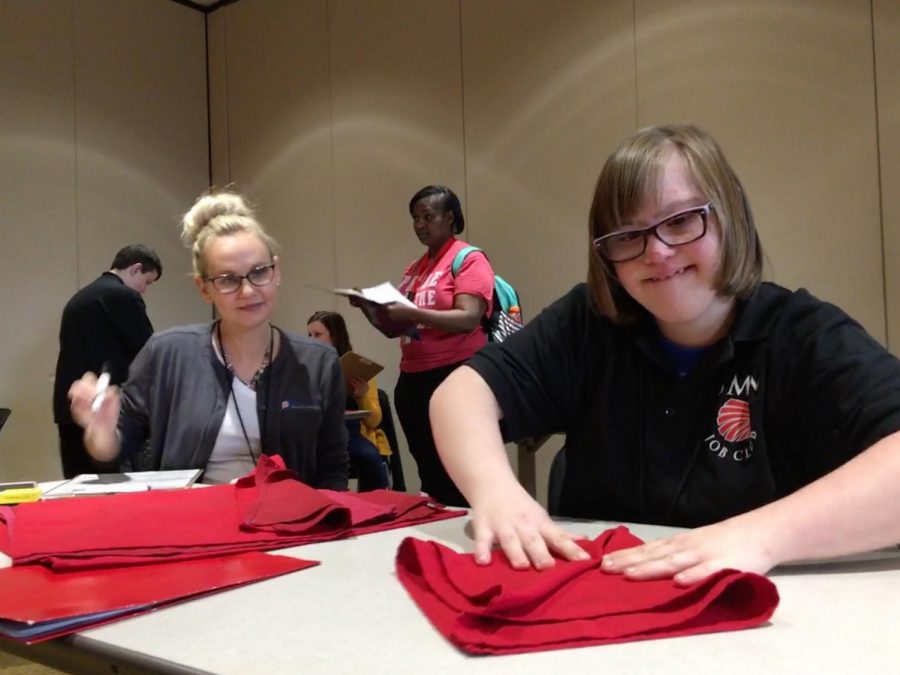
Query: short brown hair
587 124 763 322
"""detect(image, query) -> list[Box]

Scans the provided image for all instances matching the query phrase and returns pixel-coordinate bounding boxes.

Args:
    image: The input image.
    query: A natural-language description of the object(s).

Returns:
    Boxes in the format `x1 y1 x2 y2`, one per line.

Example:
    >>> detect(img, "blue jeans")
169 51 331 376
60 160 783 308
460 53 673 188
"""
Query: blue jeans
346 421 388 491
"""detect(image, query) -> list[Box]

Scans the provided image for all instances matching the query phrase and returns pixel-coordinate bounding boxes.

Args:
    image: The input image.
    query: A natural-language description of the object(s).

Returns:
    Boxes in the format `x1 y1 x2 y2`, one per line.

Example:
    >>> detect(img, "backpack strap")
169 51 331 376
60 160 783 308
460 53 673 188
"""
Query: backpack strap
450 245 483 277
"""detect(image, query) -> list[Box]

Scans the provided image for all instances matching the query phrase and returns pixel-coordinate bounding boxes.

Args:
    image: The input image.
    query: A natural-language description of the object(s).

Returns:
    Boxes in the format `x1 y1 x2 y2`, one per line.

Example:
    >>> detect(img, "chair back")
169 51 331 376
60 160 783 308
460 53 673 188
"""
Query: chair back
0 408 10 434
376 389 406 491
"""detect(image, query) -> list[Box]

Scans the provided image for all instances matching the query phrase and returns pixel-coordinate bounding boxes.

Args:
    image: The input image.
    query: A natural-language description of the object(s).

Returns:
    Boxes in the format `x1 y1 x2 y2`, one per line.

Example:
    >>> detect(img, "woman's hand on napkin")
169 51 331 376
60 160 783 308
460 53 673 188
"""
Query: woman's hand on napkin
599 515 777 586
471 484 590 570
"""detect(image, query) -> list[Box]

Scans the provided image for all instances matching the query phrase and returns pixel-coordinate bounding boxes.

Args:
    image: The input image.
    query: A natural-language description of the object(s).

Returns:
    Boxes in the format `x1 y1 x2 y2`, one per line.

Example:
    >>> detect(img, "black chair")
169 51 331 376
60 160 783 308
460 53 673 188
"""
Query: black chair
0 408 9 434
377 389 406 491
547 446 567 517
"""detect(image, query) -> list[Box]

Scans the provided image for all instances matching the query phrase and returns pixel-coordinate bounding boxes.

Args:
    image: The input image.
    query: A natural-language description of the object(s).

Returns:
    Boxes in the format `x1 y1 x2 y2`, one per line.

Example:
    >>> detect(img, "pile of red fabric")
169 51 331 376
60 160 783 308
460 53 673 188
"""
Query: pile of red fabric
0 455 462 570
0 456 463 643
396 526 779 655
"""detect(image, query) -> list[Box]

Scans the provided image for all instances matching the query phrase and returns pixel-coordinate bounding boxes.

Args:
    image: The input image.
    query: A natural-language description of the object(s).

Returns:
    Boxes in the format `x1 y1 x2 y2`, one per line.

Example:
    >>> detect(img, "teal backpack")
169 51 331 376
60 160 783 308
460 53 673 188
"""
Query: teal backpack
451 246 523 343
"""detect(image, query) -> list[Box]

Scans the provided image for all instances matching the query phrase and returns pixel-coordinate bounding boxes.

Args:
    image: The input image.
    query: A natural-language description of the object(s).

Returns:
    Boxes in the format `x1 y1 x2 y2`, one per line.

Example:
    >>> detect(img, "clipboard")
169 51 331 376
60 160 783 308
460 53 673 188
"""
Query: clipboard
41 469 202 499
339 351 384 384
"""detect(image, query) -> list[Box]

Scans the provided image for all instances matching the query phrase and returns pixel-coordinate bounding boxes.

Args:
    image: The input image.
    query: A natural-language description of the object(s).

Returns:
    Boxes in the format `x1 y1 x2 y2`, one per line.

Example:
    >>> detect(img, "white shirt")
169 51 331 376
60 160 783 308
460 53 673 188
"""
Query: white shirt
203 378 260 484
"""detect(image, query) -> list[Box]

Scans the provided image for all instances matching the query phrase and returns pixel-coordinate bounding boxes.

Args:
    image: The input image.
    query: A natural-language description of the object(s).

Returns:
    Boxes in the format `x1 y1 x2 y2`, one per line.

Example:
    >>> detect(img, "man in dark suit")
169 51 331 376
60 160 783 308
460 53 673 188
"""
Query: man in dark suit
53 245 162 477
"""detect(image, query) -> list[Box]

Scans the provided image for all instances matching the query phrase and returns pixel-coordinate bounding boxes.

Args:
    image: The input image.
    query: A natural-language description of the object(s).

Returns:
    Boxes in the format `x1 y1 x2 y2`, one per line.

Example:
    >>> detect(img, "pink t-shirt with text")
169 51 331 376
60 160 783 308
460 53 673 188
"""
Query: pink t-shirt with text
396 237 494 373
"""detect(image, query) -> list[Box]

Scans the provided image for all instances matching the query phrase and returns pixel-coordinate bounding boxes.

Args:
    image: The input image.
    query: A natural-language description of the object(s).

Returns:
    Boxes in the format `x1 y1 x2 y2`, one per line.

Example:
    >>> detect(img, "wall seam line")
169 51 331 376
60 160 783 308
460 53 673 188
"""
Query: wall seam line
869 0 889 348
204 12 212 188
458 0 469 241
71 0 80 288
632 0 639 128
326 0 338 292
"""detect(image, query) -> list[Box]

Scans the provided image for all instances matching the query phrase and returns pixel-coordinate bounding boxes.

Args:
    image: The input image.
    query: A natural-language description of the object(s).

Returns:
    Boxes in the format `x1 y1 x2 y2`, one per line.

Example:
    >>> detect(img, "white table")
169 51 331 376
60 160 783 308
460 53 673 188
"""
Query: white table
2 518 900 674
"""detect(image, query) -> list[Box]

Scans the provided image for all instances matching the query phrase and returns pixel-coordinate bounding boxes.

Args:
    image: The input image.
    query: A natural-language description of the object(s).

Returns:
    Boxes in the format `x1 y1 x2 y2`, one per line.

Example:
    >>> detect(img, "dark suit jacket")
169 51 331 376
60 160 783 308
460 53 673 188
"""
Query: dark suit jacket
53 272 154 425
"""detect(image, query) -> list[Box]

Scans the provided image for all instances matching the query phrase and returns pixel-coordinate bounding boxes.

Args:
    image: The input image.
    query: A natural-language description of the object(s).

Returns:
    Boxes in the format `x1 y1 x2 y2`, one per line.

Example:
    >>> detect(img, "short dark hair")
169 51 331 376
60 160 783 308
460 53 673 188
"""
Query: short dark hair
110 244 163 280
307 310 352 356
408 185 465 234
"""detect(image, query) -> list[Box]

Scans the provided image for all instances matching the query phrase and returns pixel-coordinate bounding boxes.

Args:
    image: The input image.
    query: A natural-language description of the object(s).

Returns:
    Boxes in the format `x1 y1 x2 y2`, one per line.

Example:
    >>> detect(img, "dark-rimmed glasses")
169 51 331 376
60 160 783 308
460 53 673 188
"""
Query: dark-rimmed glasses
593 203 712 263
205 262 276 294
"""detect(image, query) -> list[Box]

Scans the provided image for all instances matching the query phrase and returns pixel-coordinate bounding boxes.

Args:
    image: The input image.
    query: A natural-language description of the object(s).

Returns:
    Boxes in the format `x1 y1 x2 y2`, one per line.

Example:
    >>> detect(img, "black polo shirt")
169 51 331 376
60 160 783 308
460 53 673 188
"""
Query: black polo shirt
468 282 900 527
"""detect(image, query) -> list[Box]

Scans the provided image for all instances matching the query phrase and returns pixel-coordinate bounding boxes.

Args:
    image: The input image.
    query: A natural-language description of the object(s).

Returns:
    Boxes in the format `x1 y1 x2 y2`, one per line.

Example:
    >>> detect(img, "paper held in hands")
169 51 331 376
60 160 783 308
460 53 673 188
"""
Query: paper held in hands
340 351 384 385
333 281 415 307
332 282 420 340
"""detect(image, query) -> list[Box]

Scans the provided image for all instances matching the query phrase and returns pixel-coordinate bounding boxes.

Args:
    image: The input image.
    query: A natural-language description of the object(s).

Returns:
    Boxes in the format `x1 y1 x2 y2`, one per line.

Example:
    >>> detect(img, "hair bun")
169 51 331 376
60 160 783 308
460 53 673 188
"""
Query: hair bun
180 192 255 246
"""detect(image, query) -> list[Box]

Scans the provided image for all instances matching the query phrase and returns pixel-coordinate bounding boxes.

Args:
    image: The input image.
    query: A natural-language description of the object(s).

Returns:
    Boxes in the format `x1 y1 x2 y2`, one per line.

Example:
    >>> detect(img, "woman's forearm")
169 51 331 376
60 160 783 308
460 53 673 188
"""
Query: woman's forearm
412 307 481 333
430 366 520 502
740 431 900 565
84 425 121 462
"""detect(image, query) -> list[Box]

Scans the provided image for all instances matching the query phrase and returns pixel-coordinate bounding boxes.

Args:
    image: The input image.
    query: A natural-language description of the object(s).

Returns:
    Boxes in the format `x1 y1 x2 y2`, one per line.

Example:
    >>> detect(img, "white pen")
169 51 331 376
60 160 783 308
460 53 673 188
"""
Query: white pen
91 369 111 414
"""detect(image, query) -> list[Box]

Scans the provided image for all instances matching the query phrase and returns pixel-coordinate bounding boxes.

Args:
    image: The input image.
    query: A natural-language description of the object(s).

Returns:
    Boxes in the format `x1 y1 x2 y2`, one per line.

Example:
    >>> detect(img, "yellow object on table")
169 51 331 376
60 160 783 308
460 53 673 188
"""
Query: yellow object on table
0 482 42 504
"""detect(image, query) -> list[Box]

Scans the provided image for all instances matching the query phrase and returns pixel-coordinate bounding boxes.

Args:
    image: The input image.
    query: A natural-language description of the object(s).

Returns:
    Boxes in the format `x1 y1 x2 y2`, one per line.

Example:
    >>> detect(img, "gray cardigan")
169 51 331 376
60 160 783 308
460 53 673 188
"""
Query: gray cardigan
118 323 349 490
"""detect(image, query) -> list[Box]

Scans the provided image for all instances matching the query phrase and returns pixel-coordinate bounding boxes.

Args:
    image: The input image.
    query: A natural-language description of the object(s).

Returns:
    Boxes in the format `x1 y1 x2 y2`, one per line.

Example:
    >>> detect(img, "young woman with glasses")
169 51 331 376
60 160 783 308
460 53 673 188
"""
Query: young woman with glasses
430 124 900 584
68 191 349 487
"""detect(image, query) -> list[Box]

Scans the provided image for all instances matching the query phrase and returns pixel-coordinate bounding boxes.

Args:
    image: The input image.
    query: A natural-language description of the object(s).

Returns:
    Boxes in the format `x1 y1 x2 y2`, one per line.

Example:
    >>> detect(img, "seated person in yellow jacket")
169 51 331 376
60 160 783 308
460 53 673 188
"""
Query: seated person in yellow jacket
308 311 390 490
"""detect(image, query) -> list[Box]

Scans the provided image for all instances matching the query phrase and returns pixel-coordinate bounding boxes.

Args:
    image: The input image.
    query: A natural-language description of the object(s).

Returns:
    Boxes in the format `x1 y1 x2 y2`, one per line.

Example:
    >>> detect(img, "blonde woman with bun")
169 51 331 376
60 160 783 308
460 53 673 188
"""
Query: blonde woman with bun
68 191 349 487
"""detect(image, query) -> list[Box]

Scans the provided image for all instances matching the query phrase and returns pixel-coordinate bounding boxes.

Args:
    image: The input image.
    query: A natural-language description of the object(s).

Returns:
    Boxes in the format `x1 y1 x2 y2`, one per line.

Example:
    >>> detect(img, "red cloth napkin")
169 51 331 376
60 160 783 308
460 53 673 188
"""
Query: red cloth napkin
327 489 462 535
0 456 462 570
396 526 779 655
236 456 356 534
0 551 316 643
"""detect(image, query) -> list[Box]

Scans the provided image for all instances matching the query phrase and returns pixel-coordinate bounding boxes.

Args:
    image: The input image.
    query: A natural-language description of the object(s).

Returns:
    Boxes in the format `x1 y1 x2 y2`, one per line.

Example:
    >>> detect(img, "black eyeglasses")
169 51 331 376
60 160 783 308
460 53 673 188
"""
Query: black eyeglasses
593 203 713 263
205 263 276 294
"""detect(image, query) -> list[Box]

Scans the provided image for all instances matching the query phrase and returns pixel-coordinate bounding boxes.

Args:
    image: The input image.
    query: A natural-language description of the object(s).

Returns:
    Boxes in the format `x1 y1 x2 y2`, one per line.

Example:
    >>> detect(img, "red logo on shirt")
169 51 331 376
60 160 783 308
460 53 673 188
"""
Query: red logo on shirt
716 398 751 443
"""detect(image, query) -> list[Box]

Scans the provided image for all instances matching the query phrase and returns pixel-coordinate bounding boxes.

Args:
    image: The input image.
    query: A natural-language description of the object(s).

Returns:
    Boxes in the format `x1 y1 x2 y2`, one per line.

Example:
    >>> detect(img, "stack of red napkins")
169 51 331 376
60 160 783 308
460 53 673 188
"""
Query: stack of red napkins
0 455 462 570
396 526 779 655
0 456 462 642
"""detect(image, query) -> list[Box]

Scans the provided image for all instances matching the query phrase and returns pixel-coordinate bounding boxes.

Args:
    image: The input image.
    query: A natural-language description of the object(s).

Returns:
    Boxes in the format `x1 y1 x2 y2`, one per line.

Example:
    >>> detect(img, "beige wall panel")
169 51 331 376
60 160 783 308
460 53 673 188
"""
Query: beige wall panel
208 8 230 188
0 0 76 481
0 0 208 481
74 0 210 332
461 0 636 504
218 0 333 335
875 0 900 352
328 0 466 492
635 0 884 341
328 0 465 369
462 0 637 316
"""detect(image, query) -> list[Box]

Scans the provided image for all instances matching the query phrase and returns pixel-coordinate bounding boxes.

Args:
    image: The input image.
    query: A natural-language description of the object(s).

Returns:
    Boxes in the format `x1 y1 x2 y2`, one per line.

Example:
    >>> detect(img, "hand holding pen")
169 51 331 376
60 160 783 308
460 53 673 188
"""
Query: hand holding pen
68 365 122 462
91 366 111 413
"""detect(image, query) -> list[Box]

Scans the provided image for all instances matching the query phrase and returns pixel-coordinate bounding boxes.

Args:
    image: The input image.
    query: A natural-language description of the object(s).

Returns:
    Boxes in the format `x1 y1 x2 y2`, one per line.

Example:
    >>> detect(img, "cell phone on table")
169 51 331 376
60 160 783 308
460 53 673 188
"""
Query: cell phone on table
0 481 41 504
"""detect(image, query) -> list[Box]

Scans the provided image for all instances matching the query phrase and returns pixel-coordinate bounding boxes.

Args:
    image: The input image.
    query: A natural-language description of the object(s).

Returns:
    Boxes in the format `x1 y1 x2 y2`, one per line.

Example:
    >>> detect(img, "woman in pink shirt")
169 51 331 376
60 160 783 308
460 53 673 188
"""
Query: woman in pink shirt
380 185 494 506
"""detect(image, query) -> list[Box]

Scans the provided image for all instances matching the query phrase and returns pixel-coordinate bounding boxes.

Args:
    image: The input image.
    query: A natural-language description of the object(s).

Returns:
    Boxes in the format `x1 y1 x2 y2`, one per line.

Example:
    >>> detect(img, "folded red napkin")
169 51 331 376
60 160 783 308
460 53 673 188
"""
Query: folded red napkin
0 456 462 570
327 489 462 535
236 456 357 534
396 526 779 655
0 551 315 643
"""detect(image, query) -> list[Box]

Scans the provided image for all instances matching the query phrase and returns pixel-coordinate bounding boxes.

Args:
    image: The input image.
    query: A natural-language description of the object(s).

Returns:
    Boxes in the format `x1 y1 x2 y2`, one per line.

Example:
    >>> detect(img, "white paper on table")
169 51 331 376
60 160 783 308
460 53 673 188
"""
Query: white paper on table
41 469 202 498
